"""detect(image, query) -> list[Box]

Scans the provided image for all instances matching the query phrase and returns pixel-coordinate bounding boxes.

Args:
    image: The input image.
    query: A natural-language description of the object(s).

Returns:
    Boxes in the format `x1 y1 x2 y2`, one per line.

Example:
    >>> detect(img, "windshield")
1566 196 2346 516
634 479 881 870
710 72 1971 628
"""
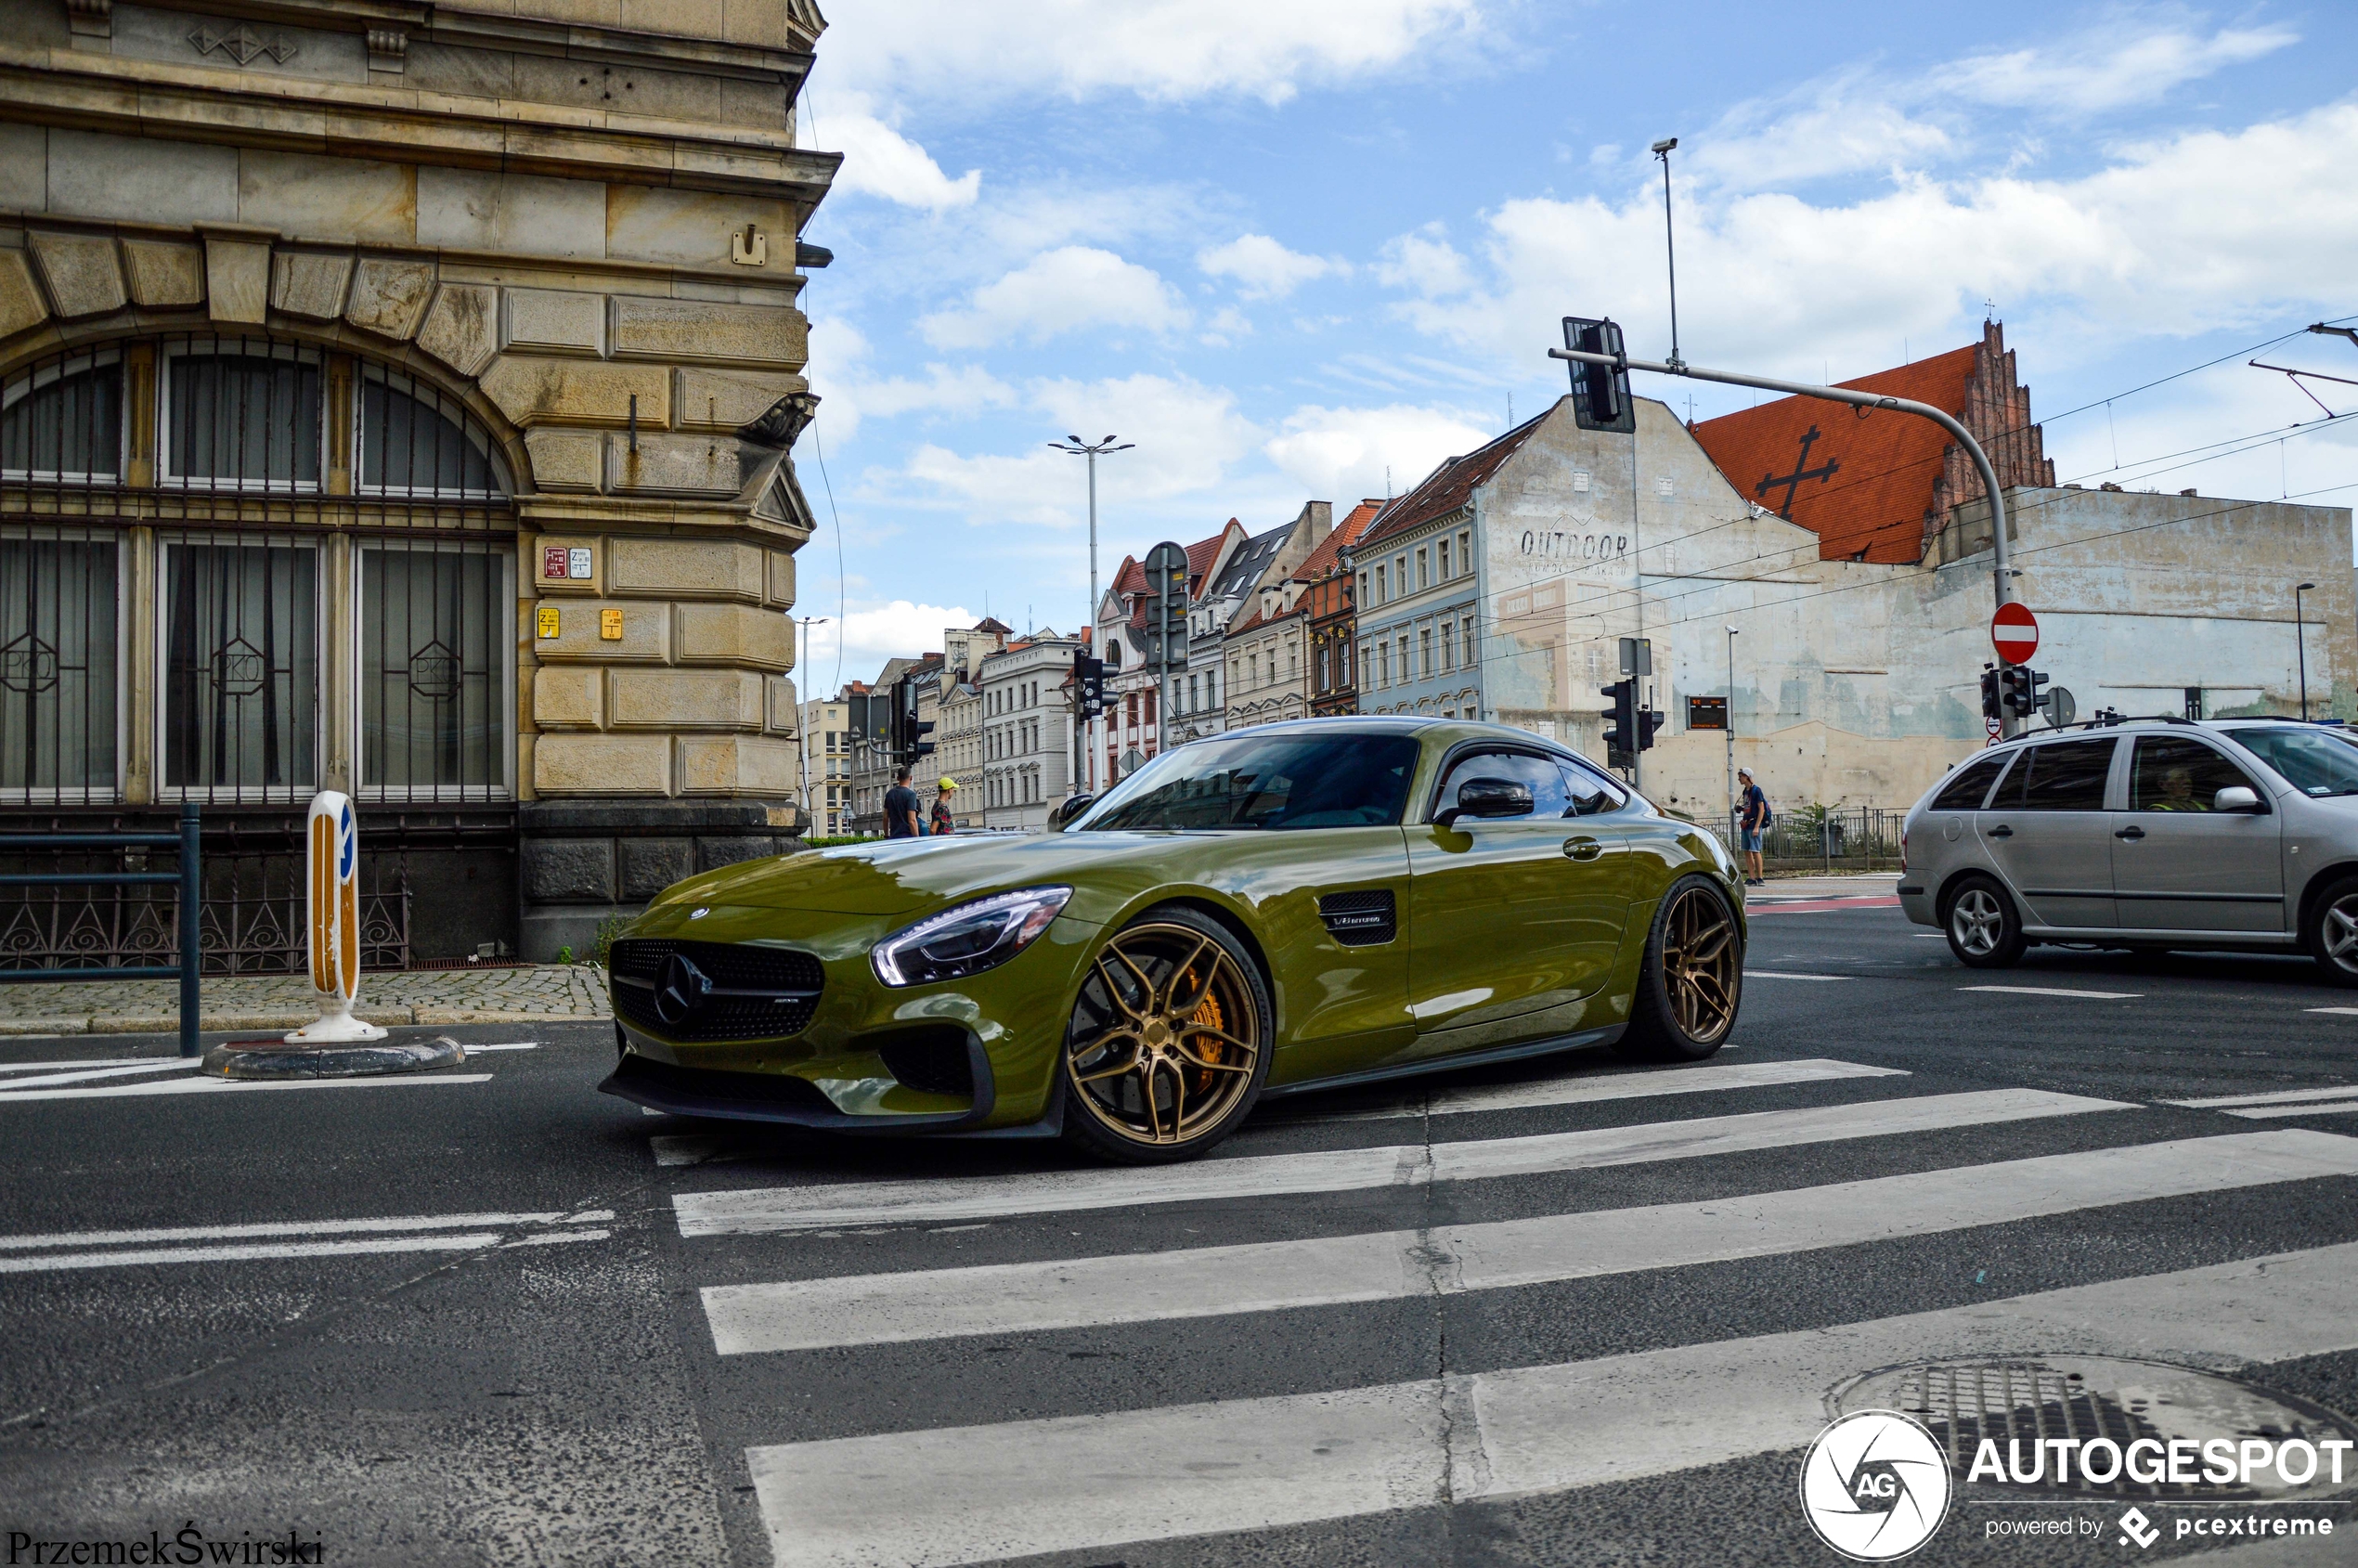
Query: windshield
2226 726 2358 797
1076 731 1422 831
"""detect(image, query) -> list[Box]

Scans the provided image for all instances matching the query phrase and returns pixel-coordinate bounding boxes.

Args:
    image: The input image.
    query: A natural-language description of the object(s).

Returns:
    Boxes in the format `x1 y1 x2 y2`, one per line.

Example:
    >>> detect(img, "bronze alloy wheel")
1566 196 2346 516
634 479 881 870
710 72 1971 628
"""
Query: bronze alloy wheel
1660 883 1740 1044
1066 920 1263 1148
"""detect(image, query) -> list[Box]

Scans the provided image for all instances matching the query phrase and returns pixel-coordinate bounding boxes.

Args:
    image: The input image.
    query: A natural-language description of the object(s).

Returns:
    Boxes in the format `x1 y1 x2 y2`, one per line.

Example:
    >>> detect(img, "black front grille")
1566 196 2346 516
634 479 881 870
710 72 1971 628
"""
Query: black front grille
1318 888 1396 946
875 1027 975 1097
609 938 824 1043
609 1051 839 1114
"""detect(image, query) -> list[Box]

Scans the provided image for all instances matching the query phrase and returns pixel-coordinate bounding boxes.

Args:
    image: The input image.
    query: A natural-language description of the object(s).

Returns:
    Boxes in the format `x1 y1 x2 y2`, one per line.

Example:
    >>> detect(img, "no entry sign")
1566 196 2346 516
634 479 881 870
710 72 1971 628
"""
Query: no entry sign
1990 602 2039 666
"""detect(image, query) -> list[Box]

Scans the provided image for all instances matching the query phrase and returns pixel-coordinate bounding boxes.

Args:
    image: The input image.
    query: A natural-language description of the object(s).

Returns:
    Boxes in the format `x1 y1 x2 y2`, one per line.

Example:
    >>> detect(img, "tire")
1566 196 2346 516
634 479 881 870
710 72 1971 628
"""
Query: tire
1060 905 1274 1164
2305 875 2358 988
1944 874 2027 968
1618 875 1743 1063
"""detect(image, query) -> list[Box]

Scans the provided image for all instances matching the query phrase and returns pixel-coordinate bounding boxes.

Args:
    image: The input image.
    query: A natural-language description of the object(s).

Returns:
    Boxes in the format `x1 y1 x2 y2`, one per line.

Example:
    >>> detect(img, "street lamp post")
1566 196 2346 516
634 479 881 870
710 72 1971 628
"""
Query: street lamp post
2297 581 2317 720
1725 625 1738 846
795 615 829 836
1049 434 1133 795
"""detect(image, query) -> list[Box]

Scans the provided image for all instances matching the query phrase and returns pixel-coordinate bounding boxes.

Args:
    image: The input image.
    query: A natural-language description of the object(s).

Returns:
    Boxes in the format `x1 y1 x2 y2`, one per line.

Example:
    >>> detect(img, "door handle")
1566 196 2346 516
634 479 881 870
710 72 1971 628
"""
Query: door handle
1986 824 2014 838
1563 837 1603 862
2115 824 2145 841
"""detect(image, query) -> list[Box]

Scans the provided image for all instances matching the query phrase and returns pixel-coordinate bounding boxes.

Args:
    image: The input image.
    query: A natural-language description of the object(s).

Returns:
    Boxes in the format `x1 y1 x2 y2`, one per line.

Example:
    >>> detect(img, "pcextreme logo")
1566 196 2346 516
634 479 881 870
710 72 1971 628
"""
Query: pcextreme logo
1800 1410 1955 1562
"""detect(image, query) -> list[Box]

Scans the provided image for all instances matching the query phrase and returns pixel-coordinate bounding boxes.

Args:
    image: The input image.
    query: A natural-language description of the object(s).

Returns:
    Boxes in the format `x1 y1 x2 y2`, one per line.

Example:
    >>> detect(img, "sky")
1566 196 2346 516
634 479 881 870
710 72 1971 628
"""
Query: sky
785 0 2358 684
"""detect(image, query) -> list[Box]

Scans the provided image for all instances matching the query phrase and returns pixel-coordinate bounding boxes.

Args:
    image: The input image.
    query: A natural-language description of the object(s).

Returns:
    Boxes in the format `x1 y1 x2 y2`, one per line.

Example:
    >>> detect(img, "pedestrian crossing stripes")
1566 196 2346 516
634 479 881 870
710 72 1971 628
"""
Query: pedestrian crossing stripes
700 1130 2358 1354
670 1056 2358 1568
673 1087 2129 1236
745 1242 2358 1568
0 1071 493 1104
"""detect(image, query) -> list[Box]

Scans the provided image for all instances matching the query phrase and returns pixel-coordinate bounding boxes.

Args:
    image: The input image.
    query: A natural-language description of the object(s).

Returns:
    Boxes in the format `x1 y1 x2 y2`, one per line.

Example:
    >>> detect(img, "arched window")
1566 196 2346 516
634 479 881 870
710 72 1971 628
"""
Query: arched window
2 352 122 481
162 340 322 490
358 367 506 498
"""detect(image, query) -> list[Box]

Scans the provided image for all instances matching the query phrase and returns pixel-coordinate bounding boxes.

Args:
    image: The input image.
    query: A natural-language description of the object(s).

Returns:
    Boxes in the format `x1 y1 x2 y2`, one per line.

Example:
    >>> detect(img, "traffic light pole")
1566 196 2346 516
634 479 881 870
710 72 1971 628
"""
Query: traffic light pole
1550 343 2024 739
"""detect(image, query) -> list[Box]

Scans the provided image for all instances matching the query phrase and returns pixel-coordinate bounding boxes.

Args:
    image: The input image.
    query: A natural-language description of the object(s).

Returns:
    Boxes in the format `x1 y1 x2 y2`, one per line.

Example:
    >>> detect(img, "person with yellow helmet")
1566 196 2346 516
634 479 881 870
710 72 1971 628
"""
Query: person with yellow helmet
930 776 958 836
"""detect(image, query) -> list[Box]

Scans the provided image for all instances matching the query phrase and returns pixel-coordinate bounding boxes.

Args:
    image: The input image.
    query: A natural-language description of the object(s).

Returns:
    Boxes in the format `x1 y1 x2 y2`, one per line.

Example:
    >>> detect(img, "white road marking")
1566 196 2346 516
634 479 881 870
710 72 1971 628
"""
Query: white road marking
0 1059 204 1090
0 1056 183 1073
703 1131 2356 1355
0 1234 505 1275
1957 985 2144 1000
1295 1057 1906 1123
674 1088 2131 1237
0 1211 612 1251
461 1043 540 1052
2162 1085 2358 1109
2227 1100 2358 1121
2306 1007 2358 1017
0 1072 493 1104
504 1228 612 1247
746 1241 2358 1568
641 1106 667 1117
1742 971 1855 981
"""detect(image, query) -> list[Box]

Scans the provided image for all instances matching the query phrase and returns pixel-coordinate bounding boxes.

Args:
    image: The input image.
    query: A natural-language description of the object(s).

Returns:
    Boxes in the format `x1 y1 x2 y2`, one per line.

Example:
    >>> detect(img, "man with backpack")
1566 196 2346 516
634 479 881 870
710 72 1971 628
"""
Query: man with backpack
1738 767 1770 887
883 766 922 839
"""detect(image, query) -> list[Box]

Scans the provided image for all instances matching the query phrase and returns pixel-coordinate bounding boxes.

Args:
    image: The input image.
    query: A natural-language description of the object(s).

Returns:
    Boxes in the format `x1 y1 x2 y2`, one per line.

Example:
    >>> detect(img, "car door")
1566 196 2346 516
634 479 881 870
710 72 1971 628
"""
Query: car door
1977 735 2120 929
1405 746 1633 1043
2114 733 2285 933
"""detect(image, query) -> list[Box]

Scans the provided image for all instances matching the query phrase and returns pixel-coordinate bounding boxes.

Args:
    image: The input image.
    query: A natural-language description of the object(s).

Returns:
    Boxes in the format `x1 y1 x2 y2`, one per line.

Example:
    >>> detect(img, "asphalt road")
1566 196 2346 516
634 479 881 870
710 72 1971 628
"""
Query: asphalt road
6 903 2358 1567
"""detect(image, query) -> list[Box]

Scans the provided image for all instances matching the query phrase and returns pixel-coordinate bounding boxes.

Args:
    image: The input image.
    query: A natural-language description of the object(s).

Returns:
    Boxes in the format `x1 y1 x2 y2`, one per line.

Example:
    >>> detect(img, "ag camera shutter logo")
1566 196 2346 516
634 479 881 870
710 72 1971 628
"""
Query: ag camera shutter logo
1799 1409 1953 1561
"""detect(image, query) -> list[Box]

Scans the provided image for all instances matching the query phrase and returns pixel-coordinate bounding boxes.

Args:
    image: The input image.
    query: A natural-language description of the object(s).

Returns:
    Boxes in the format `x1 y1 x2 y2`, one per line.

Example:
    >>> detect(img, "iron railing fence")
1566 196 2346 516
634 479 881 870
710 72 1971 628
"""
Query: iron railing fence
1700 805 1911 873
0 331 518 810
0 803 201 1055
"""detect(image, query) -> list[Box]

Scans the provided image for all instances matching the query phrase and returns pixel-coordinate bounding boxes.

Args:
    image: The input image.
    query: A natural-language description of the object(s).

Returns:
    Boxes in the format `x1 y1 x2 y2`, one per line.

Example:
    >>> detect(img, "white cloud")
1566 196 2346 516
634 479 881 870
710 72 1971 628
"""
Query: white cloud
822 0 1485 110
1198 234 1347 300
813 94 981 211
802 319 1017 443
806 601 978 683
1938 17 2298 115
918 247 1191 348
1377 101 2358 389
1263 403 1497 502
1687 74 1958 189
1375 225 1475 297
903 374 1261 524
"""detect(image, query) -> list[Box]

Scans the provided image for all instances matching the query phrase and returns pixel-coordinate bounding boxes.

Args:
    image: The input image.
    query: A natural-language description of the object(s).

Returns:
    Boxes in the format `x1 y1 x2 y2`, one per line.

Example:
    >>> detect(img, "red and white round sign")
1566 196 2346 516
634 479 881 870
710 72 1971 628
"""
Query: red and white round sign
1990 602 2039 666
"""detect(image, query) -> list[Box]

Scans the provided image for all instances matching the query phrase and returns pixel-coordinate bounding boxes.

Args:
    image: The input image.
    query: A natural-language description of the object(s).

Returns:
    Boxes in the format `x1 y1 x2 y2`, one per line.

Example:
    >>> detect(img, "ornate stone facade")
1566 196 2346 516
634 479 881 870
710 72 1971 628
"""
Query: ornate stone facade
0 0 839 959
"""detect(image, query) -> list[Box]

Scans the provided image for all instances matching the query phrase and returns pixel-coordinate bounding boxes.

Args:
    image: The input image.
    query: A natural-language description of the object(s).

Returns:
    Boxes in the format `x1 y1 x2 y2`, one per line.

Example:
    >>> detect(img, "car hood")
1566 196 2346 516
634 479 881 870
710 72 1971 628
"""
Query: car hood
649 832 1201 918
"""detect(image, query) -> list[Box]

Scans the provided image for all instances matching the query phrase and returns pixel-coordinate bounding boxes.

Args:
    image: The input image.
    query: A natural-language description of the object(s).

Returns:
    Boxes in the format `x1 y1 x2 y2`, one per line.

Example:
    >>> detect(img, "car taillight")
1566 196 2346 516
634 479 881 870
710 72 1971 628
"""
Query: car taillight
1899 830 1908 874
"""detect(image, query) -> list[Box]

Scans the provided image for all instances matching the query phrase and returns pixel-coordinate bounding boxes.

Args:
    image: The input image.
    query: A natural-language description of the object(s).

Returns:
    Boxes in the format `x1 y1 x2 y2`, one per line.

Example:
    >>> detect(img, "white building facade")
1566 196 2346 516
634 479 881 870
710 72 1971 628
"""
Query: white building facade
978 635 1082 831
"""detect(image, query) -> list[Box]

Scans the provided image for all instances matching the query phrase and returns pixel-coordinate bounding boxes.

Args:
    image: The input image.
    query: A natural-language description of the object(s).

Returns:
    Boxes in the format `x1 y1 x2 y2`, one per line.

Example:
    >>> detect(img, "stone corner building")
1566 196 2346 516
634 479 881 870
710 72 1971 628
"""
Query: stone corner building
0 0 838 963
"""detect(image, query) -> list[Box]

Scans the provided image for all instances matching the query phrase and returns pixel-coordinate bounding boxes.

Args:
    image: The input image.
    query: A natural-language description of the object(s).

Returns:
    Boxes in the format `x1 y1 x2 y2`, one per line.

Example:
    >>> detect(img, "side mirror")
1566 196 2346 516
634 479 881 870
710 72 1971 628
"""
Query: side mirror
1054 794 1096 829
2213 785 2265 814
1434 776 1533 830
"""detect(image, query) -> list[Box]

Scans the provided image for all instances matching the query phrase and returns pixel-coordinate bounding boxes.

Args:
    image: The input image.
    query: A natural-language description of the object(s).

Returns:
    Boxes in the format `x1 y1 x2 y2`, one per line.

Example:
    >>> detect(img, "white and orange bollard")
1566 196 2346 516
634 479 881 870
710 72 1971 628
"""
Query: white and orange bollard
283 791 387 1043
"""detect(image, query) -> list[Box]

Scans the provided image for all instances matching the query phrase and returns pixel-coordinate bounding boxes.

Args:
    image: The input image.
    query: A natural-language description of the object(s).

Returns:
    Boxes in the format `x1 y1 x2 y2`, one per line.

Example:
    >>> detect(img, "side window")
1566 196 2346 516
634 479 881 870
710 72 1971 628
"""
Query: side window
1929 751 2008 810
1435 750 1568 820
1994 738 2118 811
2131 736 2256 812
1559 758 1626 816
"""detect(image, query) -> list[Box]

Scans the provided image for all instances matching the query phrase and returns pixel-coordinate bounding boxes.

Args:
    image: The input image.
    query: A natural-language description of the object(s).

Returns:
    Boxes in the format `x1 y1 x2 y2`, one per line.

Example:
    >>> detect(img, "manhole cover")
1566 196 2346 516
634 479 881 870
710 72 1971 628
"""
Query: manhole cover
1830 1356 2355 1502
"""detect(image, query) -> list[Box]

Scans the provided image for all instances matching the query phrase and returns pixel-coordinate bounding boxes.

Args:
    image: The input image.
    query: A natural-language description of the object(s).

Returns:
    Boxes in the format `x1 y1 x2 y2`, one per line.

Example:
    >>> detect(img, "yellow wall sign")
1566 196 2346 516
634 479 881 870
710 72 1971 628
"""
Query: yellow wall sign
537 605 561 640
600 608 624 641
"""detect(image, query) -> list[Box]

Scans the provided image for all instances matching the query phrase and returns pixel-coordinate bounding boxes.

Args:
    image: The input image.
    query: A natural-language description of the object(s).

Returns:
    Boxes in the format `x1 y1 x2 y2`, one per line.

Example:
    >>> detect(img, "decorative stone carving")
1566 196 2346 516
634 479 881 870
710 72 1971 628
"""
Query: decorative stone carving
65 0 110 41
269 252 353 320
416 283 498 377
122 240 205 307
738 389 818 447
343 258 435 341
188 20 297 66
608 295 804 367
365 27 406 72
27 232 126 318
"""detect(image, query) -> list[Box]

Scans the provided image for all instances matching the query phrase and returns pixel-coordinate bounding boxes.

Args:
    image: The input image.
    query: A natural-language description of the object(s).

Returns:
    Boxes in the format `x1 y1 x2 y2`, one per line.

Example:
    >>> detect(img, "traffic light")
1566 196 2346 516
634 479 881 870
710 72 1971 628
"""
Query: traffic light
889 673 936 761
1601 680 1636 767
1072 651 1107 718
1561 317 1636 434
1980 665 2002 722
1996 667 2046 719
1639 708 1665 751
2026 670 2052 721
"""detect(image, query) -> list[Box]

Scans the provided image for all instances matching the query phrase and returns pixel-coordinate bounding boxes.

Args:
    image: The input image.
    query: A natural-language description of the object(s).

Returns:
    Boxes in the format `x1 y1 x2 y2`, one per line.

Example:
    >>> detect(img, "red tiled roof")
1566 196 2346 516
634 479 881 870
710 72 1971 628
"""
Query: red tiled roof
1113 521 1240 629
1689 345 1978 564
1360 418 1548 551
1292 498 1383 582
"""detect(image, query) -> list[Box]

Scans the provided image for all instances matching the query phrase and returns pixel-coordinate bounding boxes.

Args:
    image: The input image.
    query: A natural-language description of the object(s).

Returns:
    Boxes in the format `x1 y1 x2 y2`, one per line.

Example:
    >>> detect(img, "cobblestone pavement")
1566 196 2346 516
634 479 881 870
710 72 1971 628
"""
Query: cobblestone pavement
0 963 612 1034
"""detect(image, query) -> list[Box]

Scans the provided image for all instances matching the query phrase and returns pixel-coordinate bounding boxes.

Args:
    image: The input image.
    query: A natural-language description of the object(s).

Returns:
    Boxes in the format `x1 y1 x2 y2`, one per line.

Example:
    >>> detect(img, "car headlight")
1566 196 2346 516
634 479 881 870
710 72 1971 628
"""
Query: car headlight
871 887 1073 988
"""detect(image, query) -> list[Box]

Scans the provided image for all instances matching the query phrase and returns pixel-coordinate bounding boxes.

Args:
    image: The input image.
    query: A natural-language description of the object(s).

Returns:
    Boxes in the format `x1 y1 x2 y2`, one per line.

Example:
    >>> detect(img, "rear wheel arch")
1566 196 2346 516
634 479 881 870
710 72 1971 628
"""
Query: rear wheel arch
2295 862 2358 940
1935 864 2005 924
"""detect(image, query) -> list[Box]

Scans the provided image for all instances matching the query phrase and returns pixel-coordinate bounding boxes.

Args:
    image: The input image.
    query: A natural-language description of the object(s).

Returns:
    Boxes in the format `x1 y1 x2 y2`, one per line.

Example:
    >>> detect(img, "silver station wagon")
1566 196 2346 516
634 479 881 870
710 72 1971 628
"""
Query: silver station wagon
1898 719 2358 982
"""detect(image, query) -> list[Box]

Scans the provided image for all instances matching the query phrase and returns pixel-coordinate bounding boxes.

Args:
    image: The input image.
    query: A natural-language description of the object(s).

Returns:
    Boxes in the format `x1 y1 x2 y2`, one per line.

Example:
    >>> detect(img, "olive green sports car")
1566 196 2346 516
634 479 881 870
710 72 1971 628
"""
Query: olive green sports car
599 718 1745 1163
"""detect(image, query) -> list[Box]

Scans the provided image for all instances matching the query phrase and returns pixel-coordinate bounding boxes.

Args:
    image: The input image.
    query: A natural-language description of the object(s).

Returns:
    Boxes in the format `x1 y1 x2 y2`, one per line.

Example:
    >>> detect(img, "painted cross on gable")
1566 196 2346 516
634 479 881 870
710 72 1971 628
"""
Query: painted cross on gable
1756 425 1840 519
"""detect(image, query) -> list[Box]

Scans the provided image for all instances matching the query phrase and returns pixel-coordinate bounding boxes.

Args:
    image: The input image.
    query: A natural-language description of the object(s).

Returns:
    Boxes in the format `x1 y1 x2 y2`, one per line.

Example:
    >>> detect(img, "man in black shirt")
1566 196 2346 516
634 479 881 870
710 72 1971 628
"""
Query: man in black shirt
883 766 921 838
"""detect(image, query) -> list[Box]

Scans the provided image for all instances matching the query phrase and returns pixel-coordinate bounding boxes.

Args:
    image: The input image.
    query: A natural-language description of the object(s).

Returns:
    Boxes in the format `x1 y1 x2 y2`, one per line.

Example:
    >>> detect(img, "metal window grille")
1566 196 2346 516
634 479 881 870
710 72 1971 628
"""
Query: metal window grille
162 340 323 491
358 540 511 801
0 527 121 803
162 534 319 800
1 351 123 482
356 365 509 499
